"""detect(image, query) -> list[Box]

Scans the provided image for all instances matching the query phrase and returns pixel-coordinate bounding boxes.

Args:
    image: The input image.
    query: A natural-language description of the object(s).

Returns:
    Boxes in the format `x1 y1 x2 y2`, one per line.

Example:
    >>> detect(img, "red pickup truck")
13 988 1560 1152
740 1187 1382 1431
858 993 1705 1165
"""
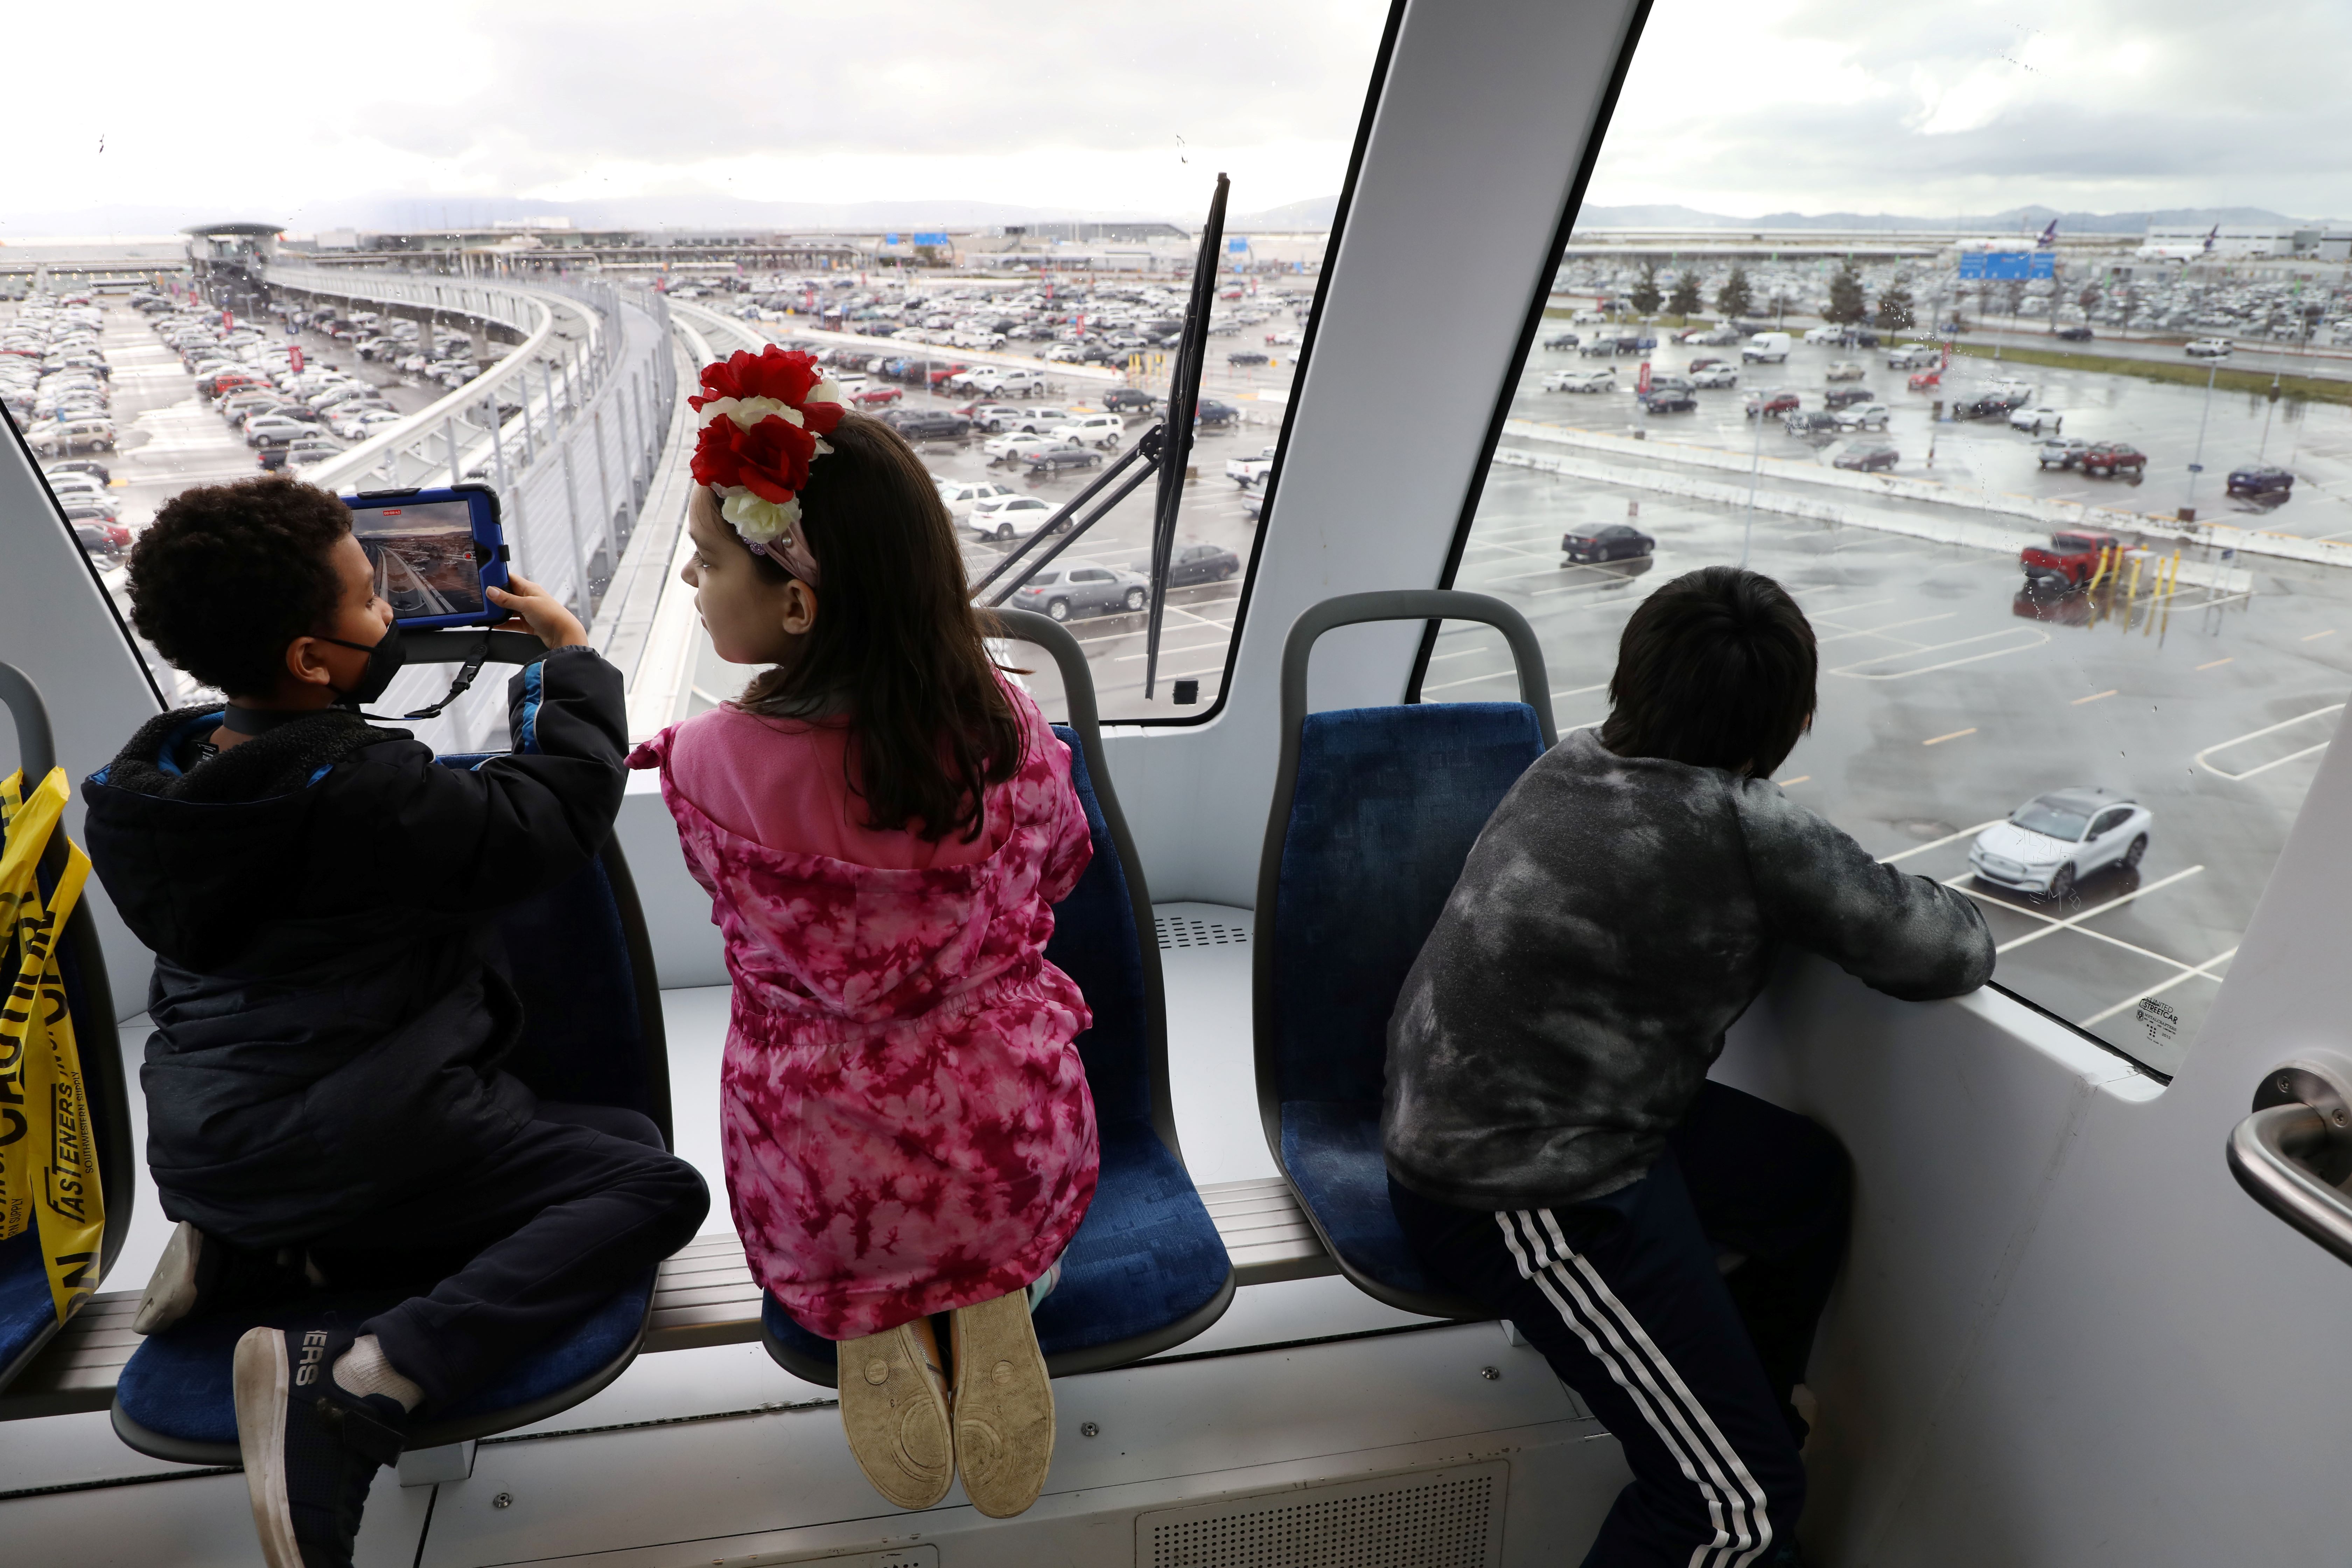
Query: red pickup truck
2021 531 2123 593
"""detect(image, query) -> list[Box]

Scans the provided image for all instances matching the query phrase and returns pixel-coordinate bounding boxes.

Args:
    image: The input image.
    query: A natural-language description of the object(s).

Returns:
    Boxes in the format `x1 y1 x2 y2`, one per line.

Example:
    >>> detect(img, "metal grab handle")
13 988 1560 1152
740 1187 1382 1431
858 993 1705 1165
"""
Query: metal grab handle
2227 1057 2352 1268
2228 1105 2352 1266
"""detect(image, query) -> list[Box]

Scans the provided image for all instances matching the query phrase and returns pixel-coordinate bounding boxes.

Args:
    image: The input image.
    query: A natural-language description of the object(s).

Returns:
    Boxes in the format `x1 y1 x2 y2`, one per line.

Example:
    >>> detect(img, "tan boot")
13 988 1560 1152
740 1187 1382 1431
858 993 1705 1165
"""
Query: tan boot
948 1290 1055 1518
836 1319 954 1510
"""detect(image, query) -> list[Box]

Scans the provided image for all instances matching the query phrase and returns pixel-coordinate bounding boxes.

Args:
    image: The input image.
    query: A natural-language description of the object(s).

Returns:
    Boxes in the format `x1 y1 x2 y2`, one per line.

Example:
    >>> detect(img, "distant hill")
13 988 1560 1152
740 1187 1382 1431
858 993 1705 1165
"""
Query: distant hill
1573 202 2311 234
1231 195 1340 231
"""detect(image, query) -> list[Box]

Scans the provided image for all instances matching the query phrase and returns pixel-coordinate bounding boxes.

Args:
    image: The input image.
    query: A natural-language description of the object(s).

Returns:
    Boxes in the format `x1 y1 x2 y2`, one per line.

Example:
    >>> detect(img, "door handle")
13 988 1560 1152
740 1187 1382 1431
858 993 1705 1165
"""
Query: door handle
2227 1056 2352 1267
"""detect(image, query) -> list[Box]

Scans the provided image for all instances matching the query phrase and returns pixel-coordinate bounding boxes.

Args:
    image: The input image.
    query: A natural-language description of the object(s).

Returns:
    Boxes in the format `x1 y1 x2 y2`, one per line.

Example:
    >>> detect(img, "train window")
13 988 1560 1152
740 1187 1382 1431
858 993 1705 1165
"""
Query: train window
2 5 1394 733
1435 2 2352 1075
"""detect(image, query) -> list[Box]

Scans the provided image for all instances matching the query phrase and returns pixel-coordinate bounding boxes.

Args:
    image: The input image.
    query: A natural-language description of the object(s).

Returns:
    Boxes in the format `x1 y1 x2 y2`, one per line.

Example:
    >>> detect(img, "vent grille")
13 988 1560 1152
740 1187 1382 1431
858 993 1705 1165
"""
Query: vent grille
1156 916 1251 950
1139 1462 1506 1568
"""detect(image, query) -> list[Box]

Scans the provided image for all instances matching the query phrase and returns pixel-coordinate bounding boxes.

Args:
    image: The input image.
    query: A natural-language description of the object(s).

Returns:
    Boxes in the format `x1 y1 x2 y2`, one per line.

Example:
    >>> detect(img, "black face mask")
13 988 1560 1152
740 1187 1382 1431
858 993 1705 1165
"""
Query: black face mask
318 622 406 709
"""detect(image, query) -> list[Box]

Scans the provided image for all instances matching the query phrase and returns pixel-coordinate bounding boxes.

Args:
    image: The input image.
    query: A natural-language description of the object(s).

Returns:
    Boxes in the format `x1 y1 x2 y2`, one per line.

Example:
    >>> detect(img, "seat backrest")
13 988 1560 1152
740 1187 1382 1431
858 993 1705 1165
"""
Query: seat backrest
995 609 1179 1162
435 753 672 1144
1254 593 1555 1131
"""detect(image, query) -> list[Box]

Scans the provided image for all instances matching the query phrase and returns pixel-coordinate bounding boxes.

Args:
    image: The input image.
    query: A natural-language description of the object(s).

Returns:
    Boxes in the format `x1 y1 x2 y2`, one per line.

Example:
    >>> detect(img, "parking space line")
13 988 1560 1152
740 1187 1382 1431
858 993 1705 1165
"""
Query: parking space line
1881 819 2005 864
2197 657 2234 670
1992 866 2206 955
1779 775 1811 786
1829 627 2051 681
2072 690 2119 705
2303 629 2337 642
2195 704 2346 781
1923 728 1977 746
1816 612 1957 646
2079 947 2238 1028
1422 667 1518 694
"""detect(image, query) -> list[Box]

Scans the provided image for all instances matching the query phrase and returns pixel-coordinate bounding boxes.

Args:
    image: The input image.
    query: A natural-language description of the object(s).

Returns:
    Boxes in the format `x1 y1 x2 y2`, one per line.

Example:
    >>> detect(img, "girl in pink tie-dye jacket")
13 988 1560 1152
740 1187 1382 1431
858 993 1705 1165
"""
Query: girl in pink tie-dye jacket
629 364 1094 1517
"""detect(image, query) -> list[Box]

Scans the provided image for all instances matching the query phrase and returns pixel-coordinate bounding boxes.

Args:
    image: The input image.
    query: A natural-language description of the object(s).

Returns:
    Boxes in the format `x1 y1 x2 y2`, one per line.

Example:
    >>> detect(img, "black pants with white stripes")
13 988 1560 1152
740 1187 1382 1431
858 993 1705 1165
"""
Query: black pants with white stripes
1391 1082 1849 1567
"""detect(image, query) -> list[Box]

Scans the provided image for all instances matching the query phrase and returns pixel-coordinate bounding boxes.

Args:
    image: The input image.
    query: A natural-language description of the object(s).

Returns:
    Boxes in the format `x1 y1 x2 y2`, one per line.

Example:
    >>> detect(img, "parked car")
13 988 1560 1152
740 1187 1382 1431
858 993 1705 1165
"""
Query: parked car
72 522 122 564
2185 339 2233 358
2019 531 2124 592
2037 436 2091 470
2009 406 2067 433
1194 398 1239 427
1167 541 1242 586
1745 390 1800 419
1825 360 1867 383
880 408 971 441
964 494 1066 540
1689 364 1740 388
1102 388 1161 413
1560 523 1654 563
43 459 111 485
1823 386 1876 410
2081 441 2146 479
1642 390 1699 414
850 384 903 406
1541 331 1580 350
1832 402 1891 430
1955 391 2029 420
1052 413 1126 449
2054 326 2095 342
26 417 115 455
936 479 1022 516
1543 368 1615 392
1227 446 1277 487
2227 463 2296 499
1227 350 1270 367
1783 410 1843 437
1006 560 1150 621
1832 443 1900 472
1887 344 1942 370
1025 442 1104 476
985 432 1064 465
1687 325 1744 346
1968 789 2151 898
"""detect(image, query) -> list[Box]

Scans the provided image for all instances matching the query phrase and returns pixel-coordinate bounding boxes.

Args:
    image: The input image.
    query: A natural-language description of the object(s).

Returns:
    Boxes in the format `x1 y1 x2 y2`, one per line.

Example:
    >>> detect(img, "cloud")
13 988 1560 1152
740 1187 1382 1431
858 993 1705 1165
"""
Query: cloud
0 0 1390 225
1589 0 2352 217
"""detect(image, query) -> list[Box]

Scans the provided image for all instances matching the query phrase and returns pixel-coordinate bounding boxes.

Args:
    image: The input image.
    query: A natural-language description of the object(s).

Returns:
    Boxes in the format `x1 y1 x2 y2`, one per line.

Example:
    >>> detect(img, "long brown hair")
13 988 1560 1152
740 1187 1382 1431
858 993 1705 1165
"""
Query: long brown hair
733 411 1023 841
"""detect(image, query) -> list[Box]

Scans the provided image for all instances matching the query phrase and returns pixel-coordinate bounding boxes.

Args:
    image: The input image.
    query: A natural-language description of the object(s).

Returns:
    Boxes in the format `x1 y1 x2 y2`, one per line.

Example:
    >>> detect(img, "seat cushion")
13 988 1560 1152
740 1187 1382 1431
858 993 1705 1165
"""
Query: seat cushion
0 1232 61 1387
1043 725 1151 1127
1280 1100 1456 1302
764 1119 1230 1371
115 1273 654 1445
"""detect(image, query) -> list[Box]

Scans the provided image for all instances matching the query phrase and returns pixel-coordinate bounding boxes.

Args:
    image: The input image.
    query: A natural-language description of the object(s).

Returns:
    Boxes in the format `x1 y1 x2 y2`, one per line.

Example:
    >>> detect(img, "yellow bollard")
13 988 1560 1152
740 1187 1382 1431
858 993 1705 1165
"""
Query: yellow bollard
2166 546 2182 599
2126 553 2143 601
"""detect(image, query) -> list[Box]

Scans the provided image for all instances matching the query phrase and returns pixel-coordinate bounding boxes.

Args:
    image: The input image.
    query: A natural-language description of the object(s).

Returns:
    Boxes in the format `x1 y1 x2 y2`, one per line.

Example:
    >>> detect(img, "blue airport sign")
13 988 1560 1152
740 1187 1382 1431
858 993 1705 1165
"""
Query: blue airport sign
884 233 898 244
913 231 950 246
1228 237 1249 252
1959 250 2056 280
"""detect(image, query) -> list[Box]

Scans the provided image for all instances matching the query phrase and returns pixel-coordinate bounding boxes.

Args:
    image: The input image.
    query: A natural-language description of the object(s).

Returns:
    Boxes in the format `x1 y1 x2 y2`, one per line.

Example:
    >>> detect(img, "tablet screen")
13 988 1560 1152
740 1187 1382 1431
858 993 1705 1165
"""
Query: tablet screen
350 499 485 619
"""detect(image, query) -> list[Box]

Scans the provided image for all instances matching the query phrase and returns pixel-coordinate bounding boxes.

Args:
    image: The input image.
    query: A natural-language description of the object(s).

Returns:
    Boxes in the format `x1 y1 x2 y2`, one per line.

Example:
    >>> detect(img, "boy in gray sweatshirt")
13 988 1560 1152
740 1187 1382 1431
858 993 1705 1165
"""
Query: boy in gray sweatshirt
1384 565 1993 1568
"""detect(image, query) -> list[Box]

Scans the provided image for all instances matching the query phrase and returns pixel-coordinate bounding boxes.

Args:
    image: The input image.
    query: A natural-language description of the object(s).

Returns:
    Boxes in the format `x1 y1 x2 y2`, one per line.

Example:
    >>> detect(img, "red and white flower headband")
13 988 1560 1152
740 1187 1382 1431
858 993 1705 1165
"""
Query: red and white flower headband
688 346 847 586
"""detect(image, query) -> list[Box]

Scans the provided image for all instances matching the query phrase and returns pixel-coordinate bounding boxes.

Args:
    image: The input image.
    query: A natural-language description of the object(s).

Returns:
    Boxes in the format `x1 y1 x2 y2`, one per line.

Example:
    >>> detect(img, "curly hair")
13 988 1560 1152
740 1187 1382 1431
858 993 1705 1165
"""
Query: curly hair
127 476 354 696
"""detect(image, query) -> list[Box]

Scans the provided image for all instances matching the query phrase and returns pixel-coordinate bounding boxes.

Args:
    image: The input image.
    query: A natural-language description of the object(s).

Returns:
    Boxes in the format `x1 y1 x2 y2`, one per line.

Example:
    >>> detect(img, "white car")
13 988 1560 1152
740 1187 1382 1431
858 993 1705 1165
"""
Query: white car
985 431 1063 464
1689 364 1741 388
1832 402 1891 430
965 494 1065 540
2186 338 2233 358
1803 325 1847 345
2009 406 2067 433
1052 413 1126 449
1969 789 2152 898
936 479 1021 517
1543 368 1615 392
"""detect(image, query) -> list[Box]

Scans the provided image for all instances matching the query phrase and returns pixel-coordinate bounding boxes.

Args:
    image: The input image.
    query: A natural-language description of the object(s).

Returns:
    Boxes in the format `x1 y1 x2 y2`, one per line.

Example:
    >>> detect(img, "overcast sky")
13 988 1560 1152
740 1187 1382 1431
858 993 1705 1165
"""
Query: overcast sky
7 0 2343 234
1 1 1389 232
1590 0 2352 218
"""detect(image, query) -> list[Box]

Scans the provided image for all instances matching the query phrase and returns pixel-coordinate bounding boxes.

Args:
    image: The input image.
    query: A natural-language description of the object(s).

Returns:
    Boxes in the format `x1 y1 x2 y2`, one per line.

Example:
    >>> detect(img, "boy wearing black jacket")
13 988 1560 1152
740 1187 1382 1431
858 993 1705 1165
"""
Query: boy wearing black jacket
1384 566 1995 1568
83 477 708 1568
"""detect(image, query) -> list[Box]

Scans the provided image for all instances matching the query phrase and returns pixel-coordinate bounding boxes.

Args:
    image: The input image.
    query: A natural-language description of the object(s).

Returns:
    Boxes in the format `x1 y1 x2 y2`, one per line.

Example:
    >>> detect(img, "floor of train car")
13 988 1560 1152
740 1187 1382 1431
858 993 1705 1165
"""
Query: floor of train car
0 905 1618 1566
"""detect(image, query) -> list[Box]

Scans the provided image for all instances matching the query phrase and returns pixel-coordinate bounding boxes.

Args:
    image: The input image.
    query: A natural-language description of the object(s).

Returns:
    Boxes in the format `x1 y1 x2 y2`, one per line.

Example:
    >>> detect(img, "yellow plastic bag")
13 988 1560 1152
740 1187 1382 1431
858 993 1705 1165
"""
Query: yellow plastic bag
0 766 105 1324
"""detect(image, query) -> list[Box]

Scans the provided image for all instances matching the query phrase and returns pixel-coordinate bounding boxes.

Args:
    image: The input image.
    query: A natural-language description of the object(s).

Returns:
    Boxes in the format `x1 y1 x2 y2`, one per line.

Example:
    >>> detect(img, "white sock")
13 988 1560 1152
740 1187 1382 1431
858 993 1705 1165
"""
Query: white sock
331 1335 424 1412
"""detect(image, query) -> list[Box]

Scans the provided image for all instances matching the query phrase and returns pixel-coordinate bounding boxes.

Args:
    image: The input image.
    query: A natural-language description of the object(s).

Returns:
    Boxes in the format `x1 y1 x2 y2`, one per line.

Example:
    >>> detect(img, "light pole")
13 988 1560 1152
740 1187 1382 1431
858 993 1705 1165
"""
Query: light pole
1741 391 1765 568
2187 357 2219 512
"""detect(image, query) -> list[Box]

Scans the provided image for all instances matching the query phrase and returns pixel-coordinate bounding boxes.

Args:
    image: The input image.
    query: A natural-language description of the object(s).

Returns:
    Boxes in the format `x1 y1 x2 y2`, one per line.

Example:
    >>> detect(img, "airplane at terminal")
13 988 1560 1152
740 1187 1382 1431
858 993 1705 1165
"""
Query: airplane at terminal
8 2 2352 1566
2137 224 2221 262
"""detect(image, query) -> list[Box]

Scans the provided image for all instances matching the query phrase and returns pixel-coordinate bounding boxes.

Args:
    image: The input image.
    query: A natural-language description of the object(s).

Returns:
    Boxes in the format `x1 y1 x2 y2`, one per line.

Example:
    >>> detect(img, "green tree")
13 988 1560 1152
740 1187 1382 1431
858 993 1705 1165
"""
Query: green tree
1628 262 1663 315
1874 279 1915 332
1824 259 1868 325
1714 266 1755 320
1667 270 1704 318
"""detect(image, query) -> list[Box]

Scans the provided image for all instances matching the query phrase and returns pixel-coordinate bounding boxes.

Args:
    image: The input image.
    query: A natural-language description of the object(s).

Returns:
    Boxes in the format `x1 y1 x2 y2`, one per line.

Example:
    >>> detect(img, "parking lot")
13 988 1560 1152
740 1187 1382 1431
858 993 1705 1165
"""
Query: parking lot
1428 456 2352 1072
1512 330 2352 538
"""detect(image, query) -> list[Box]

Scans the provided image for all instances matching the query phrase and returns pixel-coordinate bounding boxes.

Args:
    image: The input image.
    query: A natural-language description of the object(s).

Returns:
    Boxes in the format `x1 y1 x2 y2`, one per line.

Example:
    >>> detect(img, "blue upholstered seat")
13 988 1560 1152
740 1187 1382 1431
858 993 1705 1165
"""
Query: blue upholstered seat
112 1274 654 1448
111 741 672 1463
0 1234 59 1392
760 663 1234 1384
1254 592 1555 1318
